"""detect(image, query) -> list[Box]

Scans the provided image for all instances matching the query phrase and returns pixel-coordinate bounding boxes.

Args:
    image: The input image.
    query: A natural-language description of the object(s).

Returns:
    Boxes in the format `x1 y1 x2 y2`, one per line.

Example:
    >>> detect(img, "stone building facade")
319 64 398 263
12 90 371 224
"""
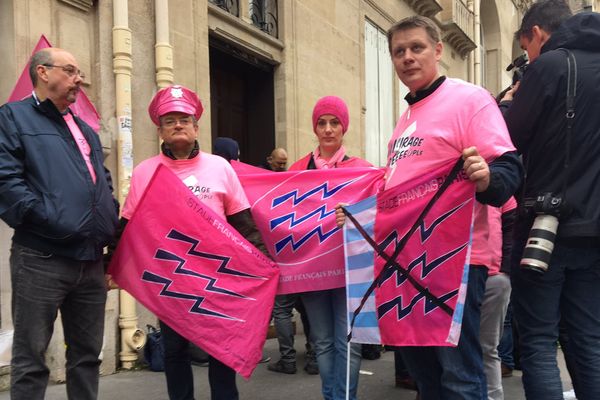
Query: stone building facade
1 0 595 385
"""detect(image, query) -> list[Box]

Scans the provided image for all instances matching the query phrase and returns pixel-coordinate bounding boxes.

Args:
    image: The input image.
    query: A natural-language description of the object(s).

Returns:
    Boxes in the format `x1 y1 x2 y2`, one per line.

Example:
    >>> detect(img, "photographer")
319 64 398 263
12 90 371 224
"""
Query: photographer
503 1 600 399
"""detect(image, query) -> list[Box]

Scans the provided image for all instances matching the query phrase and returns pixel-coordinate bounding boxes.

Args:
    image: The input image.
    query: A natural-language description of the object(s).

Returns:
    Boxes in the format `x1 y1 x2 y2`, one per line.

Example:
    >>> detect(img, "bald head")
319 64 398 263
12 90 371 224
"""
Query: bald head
268 148 288 171
29 48 83 112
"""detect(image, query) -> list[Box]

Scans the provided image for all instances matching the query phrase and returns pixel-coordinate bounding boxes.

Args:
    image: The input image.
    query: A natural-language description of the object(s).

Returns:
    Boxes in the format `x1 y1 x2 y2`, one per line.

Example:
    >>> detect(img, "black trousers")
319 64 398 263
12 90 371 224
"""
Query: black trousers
160 321 239 400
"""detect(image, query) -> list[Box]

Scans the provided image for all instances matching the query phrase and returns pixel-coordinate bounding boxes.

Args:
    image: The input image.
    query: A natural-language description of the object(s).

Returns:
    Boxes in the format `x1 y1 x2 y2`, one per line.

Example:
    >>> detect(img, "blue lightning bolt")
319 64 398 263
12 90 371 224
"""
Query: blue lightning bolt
270 204 335 230
274 225 339 254
271 179 357 208
377 289 459 321
142 271 240 320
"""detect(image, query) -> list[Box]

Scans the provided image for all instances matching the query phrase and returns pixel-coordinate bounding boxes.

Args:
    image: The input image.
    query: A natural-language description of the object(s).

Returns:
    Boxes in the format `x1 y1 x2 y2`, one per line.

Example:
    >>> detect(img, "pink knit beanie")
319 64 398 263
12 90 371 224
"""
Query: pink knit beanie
312 96 349 134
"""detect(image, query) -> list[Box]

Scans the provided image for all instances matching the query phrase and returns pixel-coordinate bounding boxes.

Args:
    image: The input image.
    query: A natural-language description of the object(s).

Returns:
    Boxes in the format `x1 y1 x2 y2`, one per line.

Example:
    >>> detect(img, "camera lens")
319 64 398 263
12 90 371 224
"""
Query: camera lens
520 215 559 273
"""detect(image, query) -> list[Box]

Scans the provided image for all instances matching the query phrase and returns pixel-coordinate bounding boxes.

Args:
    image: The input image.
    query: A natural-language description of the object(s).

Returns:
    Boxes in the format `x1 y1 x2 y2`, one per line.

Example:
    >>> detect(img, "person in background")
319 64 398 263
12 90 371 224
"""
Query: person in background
290 95 372 400
260 147 288 171
0 48 119 400
479 198 516 400
211 135 272 366
503 2 600 398
213 137 240 162
268 295 319 375
121 85 268 400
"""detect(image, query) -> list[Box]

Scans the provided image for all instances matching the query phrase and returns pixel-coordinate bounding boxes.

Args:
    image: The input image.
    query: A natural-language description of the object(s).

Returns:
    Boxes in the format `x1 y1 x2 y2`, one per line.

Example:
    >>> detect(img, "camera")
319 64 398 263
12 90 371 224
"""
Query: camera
507 54 528 85
520 193 566 273
496 54 529 103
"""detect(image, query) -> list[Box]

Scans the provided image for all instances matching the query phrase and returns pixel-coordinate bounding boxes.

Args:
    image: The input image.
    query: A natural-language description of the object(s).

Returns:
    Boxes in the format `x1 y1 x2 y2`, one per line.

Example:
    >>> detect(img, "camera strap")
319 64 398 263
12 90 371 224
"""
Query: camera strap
561 48 577 205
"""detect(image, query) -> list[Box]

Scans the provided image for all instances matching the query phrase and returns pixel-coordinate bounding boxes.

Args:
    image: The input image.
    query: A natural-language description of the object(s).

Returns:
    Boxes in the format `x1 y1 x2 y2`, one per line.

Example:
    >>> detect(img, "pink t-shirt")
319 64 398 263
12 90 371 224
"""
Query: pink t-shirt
487 197 517 276
122 152 250 220
385 78 516 268
63 113 97 183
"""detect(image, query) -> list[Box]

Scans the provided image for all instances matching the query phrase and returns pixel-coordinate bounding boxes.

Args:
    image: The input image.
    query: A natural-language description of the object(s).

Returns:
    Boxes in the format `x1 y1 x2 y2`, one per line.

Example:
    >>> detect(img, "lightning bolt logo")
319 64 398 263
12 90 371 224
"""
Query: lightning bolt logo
268 179 358 253
271 179 357 208
274 225 339 254
141 229 261 321
379 244 468 286
270 204 335 230
377 288 459 321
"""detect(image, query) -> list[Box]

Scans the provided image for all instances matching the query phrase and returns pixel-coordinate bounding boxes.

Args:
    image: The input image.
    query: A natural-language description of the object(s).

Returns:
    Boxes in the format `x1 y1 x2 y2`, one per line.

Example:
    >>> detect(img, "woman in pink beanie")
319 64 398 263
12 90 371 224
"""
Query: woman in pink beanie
289 96 372 400
290 96 372 170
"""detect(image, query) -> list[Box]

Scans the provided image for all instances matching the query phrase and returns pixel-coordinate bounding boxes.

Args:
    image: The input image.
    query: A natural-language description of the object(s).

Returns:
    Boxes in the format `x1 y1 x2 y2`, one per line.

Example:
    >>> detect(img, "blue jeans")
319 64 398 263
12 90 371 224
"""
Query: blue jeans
400 265 488 400
511 239 600 400
160 321 238 400
302 288 361 400
272 293 313 364
9 242 107 400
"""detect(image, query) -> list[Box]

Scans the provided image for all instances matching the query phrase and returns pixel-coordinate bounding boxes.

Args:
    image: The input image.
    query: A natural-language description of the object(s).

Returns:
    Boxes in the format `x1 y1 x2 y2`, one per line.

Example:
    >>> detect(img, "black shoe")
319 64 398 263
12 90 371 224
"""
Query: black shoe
259 355 271 364
304 360 319 375
362 344 382 360
267 360 297 374
395 375 417 391
501 363 513 377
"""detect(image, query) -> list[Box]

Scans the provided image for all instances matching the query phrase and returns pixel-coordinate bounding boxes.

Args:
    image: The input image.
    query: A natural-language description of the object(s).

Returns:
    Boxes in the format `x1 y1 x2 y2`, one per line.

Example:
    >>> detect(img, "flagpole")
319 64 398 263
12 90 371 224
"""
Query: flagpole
345 341 351 400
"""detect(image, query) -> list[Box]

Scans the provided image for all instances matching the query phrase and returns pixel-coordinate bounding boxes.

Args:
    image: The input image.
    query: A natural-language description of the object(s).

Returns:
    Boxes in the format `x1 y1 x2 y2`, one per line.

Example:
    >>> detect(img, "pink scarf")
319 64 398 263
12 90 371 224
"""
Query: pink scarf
312 145 346 169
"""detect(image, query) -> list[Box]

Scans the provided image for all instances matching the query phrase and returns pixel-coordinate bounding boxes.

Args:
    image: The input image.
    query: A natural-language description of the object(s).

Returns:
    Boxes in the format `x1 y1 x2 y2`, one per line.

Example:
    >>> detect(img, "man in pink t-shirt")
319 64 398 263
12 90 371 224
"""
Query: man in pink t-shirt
383 16 523 400
118 85 267 400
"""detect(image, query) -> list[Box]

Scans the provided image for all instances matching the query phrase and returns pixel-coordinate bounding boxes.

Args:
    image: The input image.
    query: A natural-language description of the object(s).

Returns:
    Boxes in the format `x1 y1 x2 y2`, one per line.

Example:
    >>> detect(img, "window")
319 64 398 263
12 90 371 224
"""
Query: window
364 20 399 167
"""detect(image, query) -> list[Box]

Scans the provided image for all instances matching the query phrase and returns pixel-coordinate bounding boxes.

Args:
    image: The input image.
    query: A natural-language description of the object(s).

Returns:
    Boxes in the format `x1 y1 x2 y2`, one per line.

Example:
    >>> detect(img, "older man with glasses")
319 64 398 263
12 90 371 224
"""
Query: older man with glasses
0 48 119 400
112 84 268 400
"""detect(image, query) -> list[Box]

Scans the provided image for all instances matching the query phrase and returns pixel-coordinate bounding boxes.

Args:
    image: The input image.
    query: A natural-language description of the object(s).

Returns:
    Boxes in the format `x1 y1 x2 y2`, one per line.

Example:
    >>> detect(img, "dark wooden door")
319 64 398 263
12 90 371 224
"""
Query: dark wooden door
209 41 275 165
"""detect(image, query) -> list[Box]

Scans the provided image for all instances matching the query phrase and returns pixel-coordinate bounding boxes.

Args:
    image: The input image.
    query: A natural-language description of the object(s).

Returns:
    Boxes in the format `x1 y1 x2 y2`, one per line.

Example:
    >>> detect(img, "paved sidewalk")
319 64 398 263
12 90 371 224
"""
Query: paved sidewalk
0 335 573 399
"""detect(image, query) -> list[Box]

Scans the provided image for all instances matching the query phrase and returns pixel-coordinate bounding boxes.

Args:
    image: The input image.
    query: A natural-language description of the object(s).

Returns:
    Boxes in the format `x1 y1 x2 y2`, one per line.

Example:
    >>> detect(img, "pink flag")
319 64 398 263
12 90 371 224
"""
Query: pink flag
109 165 279 378
344 162 475 346
232 162 384 294
7 35 101 132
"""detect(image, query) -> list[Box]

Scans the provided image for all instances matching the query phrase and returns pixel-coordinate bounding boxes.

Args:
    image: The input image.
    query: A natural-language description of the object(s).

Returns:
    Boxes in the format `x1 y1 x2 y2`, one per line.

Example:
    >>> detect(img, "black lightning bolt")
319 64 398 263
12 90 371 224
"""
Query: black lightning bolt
167 229 262 279
418 199 471 242
379 243 468 287
378 199 471 250
377 289 459 321
142 271 240 320
153 248 247 298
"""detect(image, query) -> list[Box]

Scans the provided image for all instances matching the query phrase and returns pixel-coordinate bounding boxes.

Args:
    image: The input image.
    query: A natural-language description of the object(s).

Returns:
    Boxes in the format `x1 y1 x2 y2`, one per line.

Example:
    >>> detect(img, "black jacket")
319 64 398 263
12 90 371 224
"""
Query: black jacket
0 96 119 260
503 12 600 237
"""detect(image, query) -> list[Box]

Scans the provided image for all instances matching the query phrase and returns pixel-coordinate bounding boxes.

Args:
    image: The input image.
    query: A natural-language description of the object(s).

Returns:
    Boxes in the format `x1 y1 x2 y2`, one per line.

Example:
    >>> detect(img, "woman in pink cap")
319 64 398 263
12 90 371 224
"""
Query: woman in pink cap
289 96 372 400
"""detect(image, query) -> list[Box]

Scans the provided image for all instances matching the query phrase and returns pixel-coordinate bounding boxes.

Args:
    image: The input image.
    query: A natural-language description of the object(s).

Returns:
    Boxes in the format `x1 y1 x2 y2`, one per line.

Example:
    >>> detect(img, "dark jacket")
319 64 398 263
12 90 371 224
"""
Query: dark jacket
0 96 119 260
503 12 600 237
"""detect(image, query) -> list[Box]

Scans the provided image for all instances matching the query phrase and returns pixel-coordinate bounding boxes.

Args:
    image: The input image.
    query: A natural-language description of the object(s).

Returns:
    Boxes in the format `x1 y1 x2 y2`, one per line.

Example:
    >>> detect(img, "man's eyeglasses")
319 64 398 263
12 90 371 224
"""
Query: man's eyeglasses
42 64 86 80
160 116 195 128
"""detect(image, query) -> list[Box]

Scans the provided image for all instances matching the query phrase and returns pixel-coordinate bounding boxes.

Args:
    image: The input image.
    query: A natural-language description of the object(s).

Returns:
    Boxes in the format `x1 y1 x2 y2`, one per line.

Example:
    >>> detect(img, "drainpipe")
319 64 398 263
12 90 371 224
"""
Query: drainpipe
155 0 174 88
113 0 146 369
467 0 475 83
473 0 482 86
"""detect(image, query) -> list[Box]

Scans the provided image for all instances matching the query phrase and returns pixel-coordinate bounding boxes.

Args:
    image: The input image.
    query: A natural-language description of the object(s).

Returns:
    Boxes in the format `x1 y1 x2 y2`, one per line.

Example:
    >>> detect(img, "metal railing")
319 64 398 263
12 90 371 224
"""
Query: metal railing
209 0 239 17
249 0 278 38
451 0 473 40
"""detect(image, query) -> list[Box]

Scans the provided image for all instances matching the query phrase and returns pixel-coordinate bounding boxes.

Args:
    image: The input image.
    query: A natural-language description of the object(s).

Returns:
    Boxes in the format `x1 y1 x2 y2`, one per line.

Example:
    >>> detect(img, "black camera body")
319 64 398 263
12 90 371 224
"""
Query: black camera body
509 54 528 85
496 54 528 103
520 193 567 274
524 192 566 217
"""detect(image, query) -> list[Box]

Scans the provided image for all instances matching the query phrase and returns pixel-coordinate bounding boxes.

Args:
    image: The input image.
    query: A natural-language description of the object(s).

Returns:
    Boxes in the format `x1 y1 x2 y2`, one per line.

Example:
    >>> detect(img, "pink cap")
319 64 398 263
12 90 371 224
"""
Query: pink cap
312 96 349 134
148 85 204 126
